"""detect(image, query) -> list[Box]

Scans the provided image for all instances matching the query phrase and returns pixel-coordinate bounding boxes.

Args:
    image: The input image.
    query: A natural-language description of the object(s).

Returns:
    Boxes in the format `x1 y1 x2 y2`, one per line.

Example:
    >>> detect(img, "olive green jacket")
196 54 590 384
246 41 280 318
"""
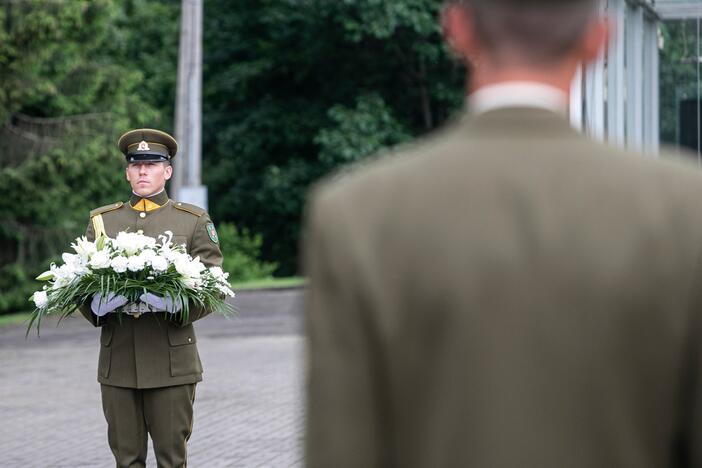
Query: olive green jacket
305 108 702 468
79 190 223 389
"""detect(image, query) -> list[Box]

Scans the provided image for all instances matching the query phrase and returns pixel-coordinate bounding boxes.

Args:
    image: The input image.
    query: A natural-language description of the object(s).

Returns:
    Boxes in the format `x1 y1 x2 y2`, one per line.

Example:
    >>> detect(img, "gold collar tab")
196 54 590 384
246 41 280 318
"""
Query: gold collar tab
131 198 163 212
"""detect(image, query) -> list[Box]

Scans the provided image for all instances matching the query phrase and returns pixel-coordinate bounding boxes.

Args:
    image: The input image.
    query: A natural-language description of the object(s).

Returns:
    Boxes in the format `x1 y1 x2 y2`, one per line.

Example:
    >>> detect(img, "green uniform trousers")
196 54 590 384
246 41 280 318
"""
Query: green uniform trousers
101 384 196 468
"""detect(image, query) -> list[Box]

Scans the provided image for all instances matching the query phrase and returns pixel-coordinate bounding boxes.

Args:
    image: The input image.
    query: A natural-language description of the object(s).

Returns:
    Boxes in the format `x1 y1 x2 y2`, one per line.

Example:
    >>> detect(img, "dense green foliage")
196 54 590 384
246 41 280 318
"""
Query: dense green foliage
0 138 124 314
217 223 278 282
203 0 465 274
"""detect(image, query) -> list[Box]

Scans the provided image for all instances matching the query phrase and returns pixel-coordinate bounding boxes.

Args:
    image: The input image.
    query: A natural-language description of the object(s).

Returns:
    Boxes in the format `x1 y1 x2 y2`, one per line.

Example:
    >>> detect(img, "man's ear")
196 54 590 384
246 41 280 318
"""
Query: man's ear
164 164 173 181
579 17 611 65
442 3 481 64
125 165 131 182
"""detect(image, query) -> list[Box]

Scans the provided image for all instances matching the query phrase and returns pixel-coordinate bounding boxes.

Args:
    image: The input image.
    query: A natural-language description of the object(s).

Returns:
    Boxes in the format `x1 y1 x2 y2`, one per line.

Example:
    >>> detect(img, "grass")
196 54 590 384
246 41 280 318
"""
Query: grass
230 276 306 291
0 312 31 328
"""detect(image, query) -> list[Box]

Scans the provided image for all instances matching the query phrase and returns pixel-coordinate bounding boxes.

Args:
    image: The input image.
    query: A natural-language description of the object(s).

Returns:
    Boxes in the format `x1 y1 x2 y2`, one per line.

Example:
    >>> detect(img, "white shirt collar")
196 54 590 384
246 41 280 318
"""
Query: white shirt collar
132 188 165 199
468 81 568 116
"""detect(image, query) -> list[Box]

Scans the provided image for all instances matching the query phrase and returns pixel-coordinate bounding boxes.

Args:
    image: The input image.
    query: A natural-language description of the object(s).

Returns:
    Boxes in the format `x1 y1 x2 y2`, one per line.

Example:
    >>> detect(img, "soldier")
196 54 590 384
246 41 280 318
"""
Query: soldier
305 0 702 467
79 128 222 468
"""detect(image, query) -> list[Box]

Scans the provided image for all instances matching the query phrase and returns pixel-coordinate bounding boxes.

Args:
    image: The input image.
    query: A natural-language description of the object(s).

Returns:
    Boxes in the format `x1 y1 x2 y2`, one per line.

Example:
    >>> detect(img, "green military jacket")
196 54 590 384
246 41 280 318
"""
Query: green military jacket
79 190 223 389
305 108 702 467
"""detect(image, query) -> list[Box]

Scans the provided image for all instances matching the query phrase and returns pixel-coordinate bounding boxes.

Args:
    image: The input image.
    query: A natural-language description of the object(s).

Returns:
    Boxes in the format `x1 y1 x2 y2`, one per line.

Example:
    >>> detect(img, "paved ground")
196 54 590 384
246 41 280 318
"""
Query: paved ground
0 288 305 468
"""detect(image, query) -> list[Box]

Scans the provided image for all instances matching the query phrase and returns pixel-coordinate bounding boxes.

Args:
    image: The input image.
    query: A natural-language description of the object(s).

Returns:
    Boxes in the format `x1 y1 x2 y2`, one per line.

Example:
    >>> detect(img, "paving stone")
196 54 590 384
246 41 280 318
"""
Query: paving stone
0 289 305 467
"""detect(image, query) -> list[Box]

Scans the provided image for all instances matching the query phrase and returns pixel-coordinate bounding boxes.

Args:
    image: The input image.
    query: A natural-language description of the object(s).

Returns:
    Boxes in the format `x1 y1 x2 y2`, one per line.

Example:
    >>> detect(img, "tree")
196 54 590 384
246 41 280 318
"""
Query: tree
203 0 465 274
0 0 180 314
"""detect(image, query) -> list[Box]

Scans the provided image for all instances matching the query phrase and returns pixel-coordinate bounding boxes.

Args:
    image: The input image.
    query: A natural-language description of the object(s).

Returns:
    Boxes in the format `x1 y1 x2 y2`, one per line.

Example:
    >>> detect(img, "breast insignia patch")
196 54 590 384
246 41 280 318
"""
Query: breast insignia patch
206 223 219 244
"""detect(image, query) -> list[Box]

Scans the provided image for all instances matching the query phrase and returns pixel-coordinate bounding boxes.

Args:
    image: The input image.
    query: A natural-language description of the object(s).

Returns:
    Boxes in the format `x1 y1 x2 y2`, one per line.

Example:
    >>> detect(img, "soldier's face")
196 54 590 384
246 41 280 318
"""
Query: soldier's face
126 161 173 197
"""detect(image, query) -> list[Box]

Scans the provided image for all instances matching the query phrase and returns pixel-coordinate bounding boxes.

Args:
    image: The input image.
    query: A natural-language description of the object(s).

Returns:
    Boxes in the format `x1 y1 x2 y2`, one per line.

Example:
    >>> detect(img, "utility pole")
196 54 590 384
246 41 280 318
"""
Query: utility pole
172 0 207 209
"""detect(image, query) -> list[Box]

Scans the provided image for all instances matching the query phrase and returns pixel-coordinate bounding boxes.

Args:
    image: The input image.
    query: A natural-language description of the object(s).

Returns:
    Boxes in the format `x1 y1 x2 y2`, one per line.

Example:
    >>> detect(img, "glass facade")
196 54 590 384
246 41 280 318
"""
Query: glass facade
572 0 702 158
572 0 659 153
659 18 702 162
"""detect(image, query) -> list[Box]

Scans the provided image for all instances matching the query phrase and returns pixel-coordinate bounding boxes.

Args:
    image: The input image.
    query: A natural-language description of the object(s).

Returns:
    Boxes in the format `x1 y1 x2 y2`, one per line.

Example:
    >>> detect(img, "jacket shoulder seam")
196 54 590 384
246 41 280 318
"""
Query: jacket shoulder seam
173 202 206 217
90 202 124 217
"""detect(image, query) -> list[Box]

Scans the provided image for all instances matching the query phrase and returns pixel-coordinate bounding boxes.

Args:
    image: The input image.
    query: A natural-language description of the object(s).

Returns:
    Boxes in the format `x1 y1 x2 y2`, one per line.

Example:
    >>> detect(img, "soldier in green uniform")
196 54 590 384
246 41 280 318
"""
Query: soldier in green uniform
79 128 222 468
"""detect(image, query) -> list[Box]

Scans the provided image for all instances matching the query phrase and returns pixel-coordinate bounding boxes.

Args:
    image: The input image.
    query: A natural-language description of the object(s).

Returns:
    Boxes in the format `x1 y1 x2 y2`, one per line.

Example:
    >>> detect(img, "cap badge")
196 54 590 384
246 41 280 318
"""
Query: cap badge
137 141 150 151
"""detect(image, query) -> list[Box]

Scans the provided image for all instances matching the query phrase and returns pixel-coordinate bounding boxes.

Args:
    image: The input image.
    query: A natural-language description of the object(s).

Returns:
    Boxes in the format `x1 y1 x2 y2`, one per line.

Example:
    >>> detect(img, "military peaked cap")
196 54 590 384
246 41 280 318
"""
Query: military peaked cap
118 128 178 163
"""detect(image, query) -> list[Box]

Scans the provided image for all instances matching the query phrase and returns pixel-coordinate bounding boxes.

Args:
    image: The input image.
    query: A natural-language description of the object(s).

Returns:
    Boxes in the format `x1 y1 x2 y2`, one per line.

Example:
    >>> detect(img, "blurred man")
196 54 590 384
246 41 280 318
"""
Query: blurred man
304 1 702 467
80 129 222 468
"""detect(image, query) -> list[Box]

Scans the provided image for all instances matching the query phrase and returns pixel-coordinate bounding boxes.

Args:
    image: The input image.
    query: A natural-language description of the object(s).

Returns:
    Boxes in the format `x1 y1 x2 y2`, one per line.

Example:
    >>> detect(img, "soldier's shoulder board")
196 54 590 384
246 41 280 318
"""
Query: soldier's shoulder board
90 202 124 218
173 201 206 217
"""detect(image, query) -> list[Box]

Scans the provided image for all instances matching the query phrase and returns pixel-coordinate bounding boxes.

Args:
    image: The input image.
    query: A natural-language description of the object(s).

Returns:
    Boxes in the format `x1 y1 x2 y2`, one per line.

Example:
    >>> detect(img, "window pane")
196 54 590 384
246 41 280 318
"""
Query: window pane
660 18 702 161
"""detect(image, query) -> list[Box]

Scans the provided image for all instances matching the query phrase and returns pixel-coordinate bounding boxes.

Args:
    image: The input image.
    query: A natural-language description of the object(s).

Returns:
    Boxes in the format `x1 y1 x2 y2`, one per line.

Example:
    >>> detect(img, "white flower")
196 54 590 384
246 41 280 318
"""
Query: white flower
49 266 67 289
150 255 169 272
113 232 157 256
182 276 202 290
89 250 111 269
62 252 83 269
71 236 97 259
174 256 205 279
158 230 174 248
110 256 129 273
175 256 206 290
60 253 89 278
139 249 157 263
209 266 228 280
32 290 48 308
216 283 236 298
206 267 234 296
135 249 158 270
62 252 76 263
50 259 86 289
163 248 186 263
127 255 147 272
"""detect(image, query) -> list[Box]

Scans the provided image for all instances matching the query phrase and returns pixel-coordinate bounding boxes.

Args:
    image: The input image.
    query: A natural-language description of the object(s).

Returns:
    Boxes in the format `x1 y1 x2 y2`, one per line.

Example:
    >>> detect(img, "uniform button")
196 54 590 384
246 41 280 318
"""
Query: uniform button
139 212 146 218
137 230 143 234
115 203 120 207
178 203 182 206
188 337 192 343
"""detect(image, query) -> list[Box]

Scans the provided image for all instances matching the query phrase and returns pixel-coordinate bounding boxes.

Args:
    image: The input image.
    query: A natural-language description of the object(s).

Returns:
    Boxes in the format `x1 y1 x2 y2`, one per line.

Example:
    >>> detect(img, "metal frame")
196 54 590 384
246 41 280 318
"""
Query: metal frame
607 0 627 144
656 1 702 20
570 65 584 130
625 2 645 149
585 0 607 141
642 13 660 153
572 0 661 154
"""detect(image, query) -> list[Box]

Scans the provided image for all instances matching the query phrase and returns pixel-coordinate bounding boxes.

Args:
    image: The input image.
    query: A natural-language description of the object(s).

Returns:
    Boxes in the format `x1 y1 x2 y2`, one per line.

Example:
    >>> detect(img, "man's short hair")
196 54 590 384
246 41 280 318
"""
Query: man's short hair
458 0 599 66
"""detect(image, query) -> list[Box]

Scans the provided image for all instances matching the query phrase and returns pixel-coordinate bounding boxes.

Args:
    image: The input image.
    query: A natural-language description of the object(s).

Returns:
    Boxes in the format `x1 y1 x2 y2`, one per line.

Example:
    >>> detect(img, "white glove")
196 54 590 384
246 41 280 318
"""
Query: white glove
139 293 183 314
91 293 129 317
